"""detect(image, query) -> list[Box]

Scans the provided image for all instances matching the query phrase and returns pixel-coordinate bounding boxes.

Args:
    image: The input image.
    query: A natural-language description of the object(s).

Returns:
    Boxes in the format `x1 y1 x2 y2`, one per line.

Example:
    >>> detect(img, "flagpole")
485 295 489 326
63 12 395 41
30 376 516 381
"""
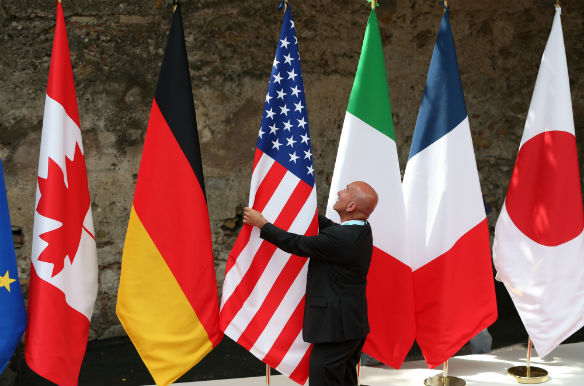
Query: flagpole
423 360 466 386
266 364 270 385
360 1 371 376
354 2 376 383
356 3 376 383
264 5 279 378
506 337 549 383
266 4 293 384
267 8 285 384
423 7 466 385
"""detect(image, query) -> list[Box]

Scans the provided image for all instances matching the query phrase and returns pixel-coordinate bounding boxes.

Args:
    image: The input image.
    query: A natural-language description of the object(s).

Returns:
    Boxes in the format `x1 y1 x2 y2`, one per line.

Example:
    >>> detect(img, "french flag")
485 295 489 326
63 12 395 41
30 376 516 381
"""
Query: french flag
402 5 497 368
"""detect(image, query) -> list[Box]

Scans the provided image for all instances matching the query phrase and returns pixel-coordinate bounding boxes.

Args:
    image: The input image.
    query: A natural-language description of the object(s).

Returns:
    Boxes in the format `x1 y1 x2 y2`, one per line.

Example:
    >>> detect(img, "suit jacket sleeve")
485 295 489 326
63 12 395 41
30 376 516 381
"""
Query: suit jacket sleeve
260 221 349 264
317 214 335 230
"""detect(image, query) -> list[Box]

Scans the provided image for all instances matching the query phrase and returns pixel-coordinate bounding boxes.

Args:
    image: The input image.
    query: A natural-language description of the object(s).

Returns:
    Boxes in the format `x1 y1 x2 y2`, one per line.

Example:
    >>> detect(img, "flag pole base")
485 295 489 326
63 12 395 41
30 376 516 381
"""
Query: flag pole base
507 366 549 384
423 375 466 386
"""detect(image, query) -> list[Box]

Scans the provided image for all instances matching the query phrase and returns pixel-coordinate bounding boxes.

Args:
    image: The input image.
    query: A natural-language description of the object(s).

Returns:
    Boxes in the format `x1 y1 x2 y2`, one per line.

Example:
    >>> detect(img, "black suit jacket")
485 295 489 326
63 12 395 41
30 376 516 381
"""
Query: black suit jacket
260 214 373 343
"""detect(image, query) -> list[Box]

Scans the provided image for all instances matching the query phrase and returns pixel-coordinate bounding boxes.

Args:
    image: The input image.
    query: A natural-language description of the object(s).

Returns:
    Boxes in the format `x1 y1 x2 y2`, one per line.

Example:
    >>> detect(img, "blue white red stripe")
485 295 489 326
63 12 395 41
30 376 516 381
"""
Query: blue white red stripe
402 7 497 368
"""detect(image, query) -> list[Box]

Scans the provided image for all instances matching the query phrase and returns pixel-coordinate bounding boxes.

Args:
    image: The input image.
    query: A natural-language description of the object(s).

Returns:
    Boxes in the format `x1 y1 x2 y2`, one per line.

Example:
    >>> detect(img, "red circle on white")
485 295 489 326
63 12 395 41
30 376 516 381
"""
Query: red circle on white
506 131 584 246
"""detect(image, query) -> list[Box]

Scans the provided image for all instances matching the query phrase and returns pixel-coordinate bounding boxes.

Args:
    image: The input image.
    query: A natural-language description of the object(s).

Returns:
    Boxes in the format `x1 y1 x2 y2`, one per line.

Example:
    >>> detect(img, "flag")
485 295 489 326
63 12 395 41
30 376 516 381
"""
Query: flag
402 5 497 368
0 158 27 373
25 2 98 385
116 5 222 386
493 7 584 358
325 9 414 368
219 4 317 384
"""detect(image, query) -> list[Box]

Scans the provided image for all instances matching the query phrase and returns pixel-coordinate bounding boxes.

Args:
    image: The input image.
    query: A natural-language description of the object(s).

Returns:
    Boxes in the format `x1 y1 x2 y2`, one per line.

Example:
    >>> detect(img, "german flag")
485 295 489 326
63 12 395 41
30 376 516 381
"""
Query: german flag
116 4 222 385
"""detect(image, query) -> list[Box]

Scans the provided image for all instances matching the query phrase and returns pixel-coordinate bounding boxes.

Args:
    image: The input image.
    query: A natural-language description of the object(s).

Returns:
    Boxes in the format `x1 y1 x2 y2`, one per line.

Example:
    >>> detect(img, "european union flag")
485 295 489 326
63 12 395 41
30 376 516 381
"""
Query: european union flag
0 158 27 373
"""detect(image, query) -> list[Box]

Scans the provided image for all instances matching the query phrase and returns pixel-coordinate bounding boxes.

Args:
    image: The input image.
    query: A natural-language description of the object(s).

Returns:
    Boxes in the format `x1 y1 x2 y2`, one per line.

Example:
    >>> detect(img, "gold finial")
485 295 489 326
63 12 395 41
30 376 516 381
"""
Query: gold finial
555 0 560 8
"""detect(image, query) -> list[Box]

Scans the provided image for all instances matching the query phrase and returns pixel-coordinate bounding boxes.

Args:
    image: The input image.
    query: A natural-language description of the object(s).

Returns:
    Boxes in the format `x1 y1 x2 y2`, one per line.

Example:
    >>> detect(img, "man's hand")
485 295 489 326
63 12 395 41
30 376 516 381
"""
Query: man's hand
243 207 268 228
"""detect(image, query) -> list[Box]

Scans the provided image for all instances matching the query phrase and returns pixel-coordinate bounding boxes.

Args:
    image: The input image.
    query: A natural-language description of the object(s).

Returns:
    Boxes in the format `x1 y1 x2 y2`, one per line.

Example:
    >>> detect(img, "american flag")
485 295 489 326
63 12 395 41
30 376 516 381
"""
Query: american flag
219 5 317 384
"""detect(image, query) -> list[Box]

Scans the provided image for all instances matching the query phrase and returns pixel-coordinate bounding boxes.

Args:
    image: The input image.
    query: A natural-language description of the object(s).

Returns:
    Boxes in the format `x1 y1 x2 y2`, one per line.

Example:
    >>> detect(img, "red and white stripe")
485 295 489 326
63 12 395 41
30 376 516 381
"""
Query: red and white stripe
220 150 317 384
25 3 97 386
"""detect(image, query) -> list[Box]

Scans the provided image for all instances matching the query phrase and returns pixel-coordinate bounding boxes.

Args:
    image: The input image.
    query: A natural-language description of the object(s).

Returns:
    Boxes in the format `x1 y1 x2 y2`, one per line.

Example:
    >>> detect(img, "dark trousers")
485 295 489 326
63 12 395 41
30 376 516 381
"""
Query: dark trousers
309 338 366 386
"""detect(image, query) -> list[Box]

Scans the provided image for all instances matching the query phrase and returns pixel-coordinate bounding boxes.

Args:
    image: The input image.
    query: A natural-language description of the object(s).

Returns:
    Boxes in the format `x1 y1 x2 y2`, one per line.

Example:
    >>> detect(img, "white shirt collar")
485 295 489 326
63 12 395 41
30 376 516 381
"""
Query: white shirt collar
341 219 366 226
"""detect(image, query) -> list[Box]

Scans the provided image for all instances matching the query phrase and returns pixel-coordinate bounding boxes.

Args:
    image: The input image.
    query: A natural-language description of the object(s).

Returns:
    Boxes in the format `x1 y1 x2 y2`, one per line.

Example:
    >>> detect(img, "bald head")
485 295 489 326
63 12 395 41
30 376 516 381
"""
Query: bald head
333 181 378 221
350 181 378 218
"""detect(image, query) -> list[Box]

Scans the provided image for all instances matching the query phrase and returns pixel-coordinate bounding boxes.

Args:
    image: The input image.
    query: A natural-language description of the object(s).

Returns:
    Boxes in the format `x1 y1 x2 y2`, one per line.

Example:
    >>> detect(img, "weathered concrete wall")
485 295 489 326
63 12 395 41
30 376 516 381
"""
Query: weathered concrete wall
1 0 583 340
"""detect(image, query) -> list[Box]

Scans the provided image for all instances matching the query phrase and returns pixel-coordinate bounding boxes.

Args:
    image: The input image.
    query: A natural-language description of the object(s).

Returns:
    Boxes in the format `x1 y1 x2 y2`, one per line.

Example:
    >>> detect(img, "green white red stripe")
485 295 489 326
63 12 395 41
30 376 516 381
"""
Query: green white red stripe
325 10 415 368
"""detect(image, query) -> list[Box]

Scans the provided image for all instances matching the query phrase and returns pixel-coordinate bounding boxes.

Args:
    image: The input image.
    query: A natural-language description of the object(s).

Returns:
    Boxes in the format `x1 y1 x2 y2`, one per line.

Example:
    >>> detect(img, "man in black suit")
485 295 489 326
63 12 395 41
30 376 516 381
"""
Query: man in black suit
244 181 378 386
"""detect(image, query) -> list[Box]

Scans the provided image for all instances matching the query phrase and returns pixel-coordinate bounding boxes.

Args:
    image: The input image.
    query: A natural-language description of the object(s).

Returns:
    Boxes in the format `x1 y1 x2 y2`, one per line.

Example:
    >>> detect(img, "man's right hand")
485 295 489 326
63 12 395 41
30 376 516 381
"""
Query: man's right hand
243 207 268 229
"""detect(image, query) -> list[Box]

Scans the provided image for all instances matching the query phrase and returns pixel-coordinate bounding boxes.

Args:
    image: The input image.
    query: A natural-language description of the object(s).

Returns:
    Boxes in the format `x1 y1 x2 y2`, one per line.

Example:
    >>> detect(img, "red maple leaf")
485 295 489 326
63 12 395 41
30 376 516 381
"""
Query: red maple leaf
36 144 92 277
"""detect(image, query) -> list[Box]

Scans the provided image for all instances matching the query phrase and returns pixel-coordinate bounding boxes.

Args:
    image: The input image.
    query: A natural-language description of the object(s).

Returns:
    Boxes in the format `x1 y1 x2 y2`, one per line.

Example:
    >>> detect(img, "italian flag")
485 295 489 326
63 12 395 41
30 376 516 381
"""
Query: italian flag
325 9 414 368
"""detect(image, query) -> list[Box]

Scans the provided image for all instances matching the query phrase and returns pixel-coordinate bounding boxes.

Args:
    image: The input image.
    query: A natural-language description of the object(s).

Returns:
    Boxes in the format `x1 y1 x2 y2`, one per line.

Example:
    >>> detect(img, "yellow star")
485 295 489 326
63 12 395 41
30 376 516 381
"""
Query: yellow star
0 270 16 293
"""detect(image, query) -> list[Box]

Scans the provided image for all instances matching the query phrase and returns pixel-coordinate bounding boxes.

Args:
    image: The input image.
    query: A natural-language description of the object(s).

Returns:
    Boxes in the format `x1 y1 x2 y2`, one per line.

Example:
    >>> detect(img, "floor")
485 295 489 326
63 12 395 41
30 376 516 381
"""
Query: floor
155 342 584 386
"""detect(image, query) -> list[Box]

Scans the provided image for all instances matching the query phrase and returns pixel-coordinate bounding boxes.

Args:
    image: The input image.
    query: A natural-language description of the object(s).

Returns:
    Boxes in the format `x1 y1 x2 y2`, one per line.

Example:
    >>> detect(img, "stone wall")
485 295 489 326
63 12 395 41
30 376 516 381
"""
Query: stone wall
1 0 583 340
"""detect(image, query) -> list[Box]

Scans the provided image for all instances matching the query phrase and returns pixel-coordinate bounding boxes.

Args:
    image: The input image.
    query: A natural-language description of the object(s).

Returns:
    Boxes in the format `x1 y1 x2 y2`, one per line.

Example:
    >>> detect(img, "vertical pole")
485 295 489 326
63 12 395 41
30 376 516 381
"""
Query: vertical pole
526 337 532 378
506 336 548 382
266 364 270 385
442 360 448 386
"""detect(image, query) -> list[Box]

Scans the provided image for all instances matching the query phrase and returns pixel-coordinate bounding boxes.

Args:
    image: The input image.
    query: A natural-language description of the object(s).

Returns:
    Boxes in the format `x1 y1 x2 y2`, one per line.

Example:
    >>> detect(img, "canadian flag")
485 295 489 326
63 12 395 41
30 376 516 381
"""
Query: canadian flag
493 6 584 358
25 2 98 385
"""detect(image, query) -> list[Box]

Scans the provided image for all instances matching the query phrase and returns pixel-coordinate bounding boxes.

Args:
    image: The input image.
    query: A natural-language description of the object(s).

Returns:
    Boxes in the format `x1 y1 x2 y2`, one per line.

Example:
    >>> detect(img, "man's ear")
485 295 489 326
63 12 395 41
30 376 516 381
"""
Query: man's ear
346 201 357 212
